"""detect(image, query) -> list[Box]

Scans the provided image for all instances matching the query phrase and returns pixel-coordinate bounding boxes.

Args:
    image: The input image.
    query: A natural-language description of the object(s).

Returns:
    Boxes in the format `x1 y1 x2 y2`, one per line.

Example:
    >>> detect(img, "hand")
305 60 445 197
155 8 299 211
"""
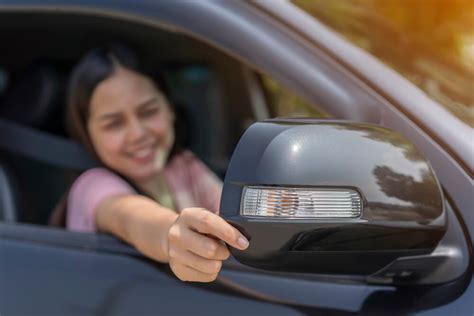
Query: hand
167 207 249 282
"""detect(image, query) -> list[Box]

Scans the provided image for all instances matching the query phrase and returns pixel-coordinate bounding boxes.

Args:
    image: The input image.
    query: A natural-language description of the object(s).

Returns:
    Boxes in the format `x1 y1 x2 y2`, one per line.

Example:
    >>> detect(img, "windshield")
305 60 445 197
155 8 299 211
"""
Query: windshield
293 0 474 127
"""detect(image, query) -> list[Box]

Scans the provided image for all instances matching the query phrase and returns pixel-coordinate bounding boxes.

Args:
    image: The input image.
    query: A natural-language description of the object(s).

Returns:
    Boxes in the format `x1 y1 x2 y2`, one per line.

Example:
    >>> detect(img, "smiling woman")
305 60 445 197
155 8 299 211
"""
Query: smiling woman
87 67 175 183
64 45 249 283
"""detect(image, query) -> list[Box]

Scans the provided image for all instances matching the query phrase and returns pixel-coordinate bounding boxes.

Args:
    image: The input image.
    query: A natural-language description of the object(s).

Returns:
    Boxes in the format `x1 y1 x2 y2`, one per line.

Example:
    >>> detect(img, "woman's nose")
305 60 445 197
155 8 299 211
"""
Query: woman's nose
127 118 147 142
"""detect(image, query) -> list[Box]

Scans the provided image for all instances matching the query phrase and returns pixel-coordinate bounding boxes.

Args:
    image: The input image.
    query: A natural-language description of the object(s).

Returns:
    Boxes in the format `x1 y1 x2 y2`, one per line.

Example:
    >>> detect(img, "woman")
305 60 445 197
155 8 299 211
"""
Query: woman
65 46 249 282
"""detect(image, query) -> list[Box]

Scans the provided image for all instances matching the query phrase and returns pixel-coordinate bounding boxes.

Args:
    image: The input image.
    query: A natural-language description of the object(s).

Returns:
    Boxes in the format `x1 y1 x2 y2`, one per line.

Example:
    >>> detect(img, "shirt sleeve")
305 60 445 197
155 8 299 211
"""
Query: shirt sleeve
66 168 136 232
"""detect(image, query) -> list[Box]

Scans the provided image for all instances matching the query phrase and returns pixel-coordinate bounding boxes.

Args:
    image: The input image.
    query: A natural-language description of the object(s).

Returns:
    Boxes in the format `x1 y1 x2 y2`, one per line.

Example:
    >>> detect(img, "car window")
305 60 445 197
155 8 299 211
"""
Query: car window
260 75 328 118
293 0 474 127
158 63 215 163
0 12 258 226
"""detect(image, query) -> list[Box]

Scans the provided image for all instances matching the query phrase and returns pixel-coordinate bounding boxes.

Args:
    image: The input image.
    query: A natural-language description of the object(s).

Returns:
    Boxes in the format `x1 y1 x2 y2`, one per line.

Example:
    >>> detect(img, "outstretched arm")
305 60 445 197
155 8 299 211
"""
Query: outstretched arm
95 195 249 282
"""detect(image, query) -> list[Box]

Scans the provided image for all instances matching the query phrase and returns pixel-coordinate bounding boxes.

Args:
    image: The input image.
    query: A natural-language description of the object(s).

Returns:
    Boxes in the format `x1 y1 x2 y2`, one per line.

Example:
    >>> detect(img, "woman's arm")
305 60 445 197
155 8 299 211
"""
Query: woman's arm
95 195 249 282
68 167 249 282
95 194 178 263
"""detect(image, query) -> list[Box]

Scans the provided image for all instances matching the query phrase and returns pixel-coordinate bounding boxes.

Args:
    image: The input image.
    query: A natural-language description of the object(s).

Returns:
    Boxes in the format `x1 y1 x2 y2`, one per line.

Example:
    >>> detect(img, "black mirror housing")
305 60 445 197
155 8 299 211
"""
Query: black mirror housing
221 119 446 277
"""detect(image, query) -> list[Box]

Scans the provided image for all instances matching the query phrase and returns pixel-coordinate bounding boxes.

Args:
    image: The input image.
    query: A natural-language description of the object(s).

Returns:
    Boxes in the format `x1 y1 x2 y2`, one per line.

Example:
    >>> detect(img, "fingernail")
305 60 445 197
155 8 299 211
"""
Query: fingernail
237 236 249 249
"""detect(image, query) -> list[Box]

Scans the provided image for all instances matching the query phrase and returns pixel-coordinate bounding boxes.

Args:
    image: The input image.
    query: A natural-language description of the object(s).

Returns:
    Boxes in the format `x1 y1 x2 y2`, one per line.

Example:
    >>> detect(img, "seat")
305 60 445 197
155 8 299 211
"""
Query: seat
0 62 72 224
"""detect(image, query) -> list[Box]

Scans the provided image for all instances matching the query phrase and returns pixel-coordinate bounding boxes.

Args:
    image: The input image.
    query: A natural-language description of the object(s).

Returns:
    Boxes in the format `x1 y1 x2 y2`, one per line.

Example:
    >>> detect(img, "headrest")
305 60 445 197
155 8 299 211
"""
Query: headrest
0 63 61 128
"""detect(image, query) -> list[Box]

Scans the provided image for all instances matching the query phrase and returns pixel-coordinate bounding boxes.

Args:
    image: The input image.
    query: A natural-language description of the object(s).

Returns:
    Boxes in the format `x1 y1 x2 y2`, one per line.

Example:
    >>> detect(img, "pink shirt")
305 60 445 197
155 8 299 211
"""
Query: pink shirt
67 150 222 232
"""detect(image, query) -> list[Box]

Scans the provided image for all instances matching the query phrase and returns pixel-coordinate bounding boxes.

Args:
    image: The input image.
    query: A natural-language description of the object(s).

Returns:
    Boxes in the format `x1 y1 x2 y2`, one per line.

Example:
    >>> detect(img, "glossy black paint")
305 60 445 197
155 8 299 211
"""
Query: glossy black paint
221 119 446 275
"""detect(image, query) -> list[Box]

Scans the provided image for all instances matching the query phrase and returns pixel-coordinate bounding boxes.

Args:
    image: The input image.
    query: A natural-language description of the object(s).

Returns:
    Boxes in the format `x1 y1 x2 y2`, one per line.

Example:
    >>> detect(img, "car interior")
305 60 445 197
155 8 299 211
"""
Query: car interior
0 12 324 229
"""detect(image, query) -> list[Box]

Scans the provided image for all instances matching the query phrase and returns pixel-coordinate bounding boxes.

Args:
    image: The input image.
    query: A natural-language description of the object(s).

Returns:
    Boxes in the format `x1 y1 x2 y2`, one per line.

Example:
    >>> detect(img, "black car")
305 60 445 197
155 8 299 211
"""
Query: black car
0 1 472 315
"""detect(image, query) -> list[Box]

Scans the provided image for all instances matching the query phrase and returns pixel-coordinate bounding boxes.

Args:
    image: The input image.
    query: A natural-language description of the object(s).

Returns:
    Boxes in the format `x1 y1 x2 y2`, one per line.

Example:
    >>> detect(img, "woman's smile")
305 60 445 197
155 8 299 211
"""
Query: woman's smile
126 139 157 159
129 145 156 164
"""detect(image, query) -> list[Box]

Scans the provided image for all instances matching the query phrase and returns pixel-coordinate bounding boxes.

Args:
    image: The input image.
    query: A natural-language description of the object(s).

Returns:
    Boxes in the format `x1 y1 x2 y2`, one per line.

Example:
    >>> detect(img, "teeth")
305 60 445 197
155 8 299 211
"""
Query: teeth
134 147 152 158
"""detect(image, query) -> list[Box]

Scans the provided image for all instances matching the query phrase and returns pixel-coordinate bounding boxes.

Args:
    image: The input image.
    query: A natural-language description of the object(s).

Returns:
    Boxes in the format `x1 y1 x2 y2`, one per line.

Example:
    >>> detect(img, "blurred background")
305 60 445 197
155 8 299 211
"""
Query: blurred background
293 0 474 126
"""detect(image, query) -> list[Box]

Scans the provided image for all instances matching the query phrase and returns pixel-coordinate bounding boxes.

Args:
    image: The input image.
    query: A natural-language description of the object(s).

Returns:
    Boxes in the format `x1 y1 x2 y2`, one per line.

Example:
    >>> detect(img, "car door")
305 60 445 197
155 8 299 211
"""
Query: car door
0 223 311 315
0 1 472 315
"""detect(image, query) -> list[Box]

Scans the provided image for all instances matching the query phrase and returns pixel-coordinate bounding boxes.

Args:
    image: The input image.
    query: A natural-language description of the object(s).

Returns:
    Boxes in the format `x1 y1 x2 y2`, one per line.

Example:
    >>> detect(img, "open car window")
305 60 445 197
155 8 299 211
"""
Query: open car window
0 11 326 229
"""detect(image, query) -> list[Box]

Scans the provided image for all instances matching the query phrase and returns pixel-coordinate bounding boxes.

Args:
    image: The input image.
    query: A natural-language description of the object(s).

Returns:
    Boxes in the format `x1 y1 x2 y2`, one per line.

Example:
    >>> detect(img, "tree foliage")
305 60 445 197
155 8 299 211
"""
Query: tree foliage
293 0 474 126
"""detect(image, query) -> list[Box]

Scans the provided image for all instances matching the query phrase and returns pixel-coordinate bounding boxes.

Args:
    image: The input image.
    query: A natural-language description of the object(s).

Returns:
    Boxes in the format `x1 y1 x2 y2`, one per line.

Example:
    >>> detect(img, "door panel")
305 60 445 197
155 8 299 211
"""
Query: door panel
0 237 303 316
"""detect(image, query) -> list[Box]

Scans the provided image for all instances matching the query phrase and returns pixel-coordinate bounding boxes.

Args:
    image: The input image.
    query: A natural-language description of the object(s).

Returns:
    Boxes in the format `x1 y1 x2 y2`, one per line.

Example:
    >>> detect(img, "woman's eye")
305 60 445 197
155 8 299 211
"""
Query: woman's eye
140 106 160 118
103 120 123 130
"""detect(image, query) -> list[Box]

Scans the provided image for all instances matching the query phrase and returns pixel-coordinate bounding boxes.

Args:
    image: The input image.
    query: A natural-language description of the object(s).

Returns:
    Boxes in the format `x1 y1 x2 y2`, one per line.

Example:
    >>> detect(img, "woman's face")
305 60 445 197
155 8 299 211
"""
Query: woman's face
88 66 175 182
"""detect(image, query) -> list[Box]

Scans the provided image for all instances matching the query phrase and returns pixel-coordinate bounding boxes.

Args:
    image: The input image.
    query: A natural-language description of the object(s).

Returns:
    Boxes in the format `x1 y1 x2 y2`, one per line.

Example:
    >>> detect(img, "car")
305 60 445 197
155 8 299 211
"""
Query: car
0 1 472 315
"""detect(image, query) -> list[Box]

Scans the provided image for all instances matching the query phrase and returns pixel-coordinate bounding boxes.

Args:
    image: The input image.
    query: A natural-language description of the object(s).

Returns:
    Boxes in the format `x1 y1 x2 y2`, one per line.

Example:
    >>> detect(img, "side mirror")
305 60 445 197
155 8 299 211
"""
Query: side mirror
221 119 466 286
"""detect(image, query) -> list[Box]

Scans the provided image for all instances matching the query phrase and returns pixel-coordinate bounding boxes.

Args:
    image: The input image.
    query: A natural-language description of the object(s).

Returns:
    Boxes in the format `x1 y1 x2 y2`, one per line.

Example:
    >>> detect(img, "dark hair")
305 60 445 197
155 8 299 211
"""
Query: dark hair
66 44 178 159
